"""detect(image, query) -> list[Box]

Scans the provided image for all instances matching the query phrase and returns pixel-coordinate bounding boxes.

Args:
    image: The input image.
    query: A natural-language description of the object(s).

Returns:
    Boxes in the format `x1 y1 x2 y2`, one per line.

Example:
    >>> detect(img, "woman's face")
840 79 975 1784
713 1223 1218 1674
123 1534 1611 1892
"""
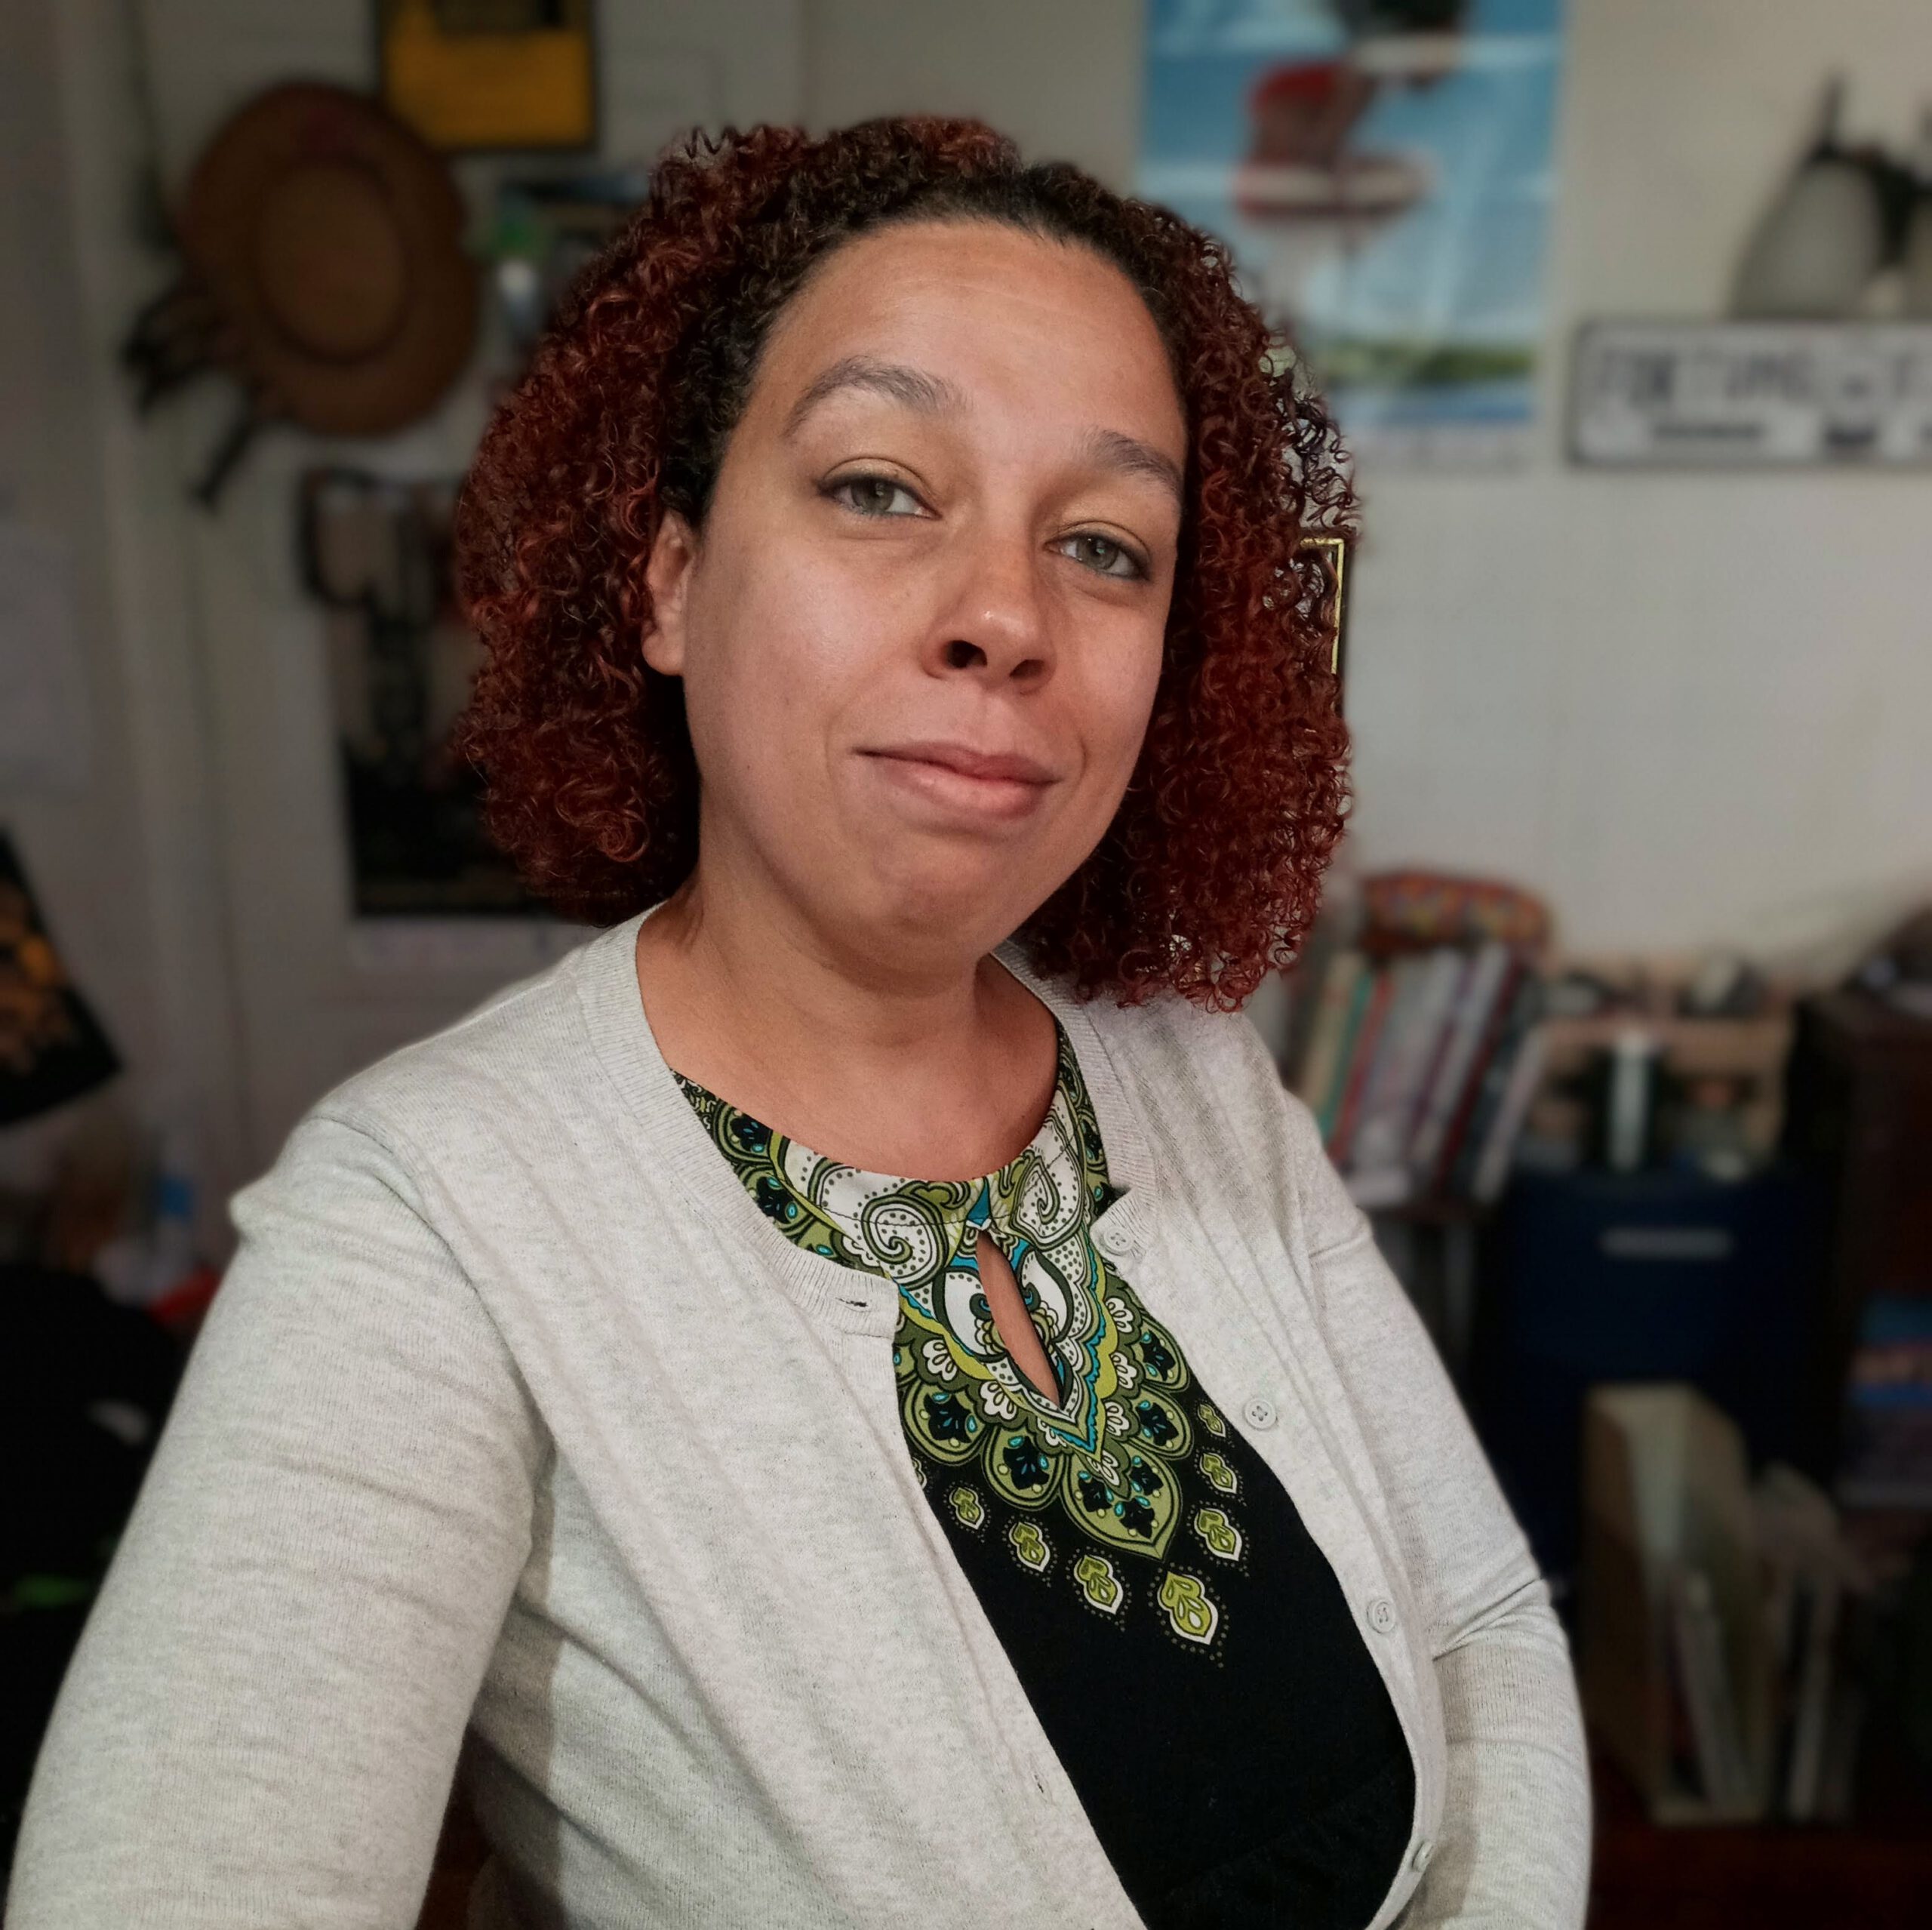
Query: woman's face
644 218 1188 964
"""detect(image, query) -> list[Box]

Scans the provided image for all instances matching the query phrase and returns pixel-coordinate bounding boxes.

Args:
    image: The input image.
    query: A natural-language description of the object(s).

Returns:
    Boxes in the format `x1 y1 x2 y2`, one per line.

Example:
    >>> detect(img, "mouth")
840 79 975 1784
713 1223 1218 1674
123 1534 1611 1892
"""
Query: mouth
859 740 1060 821
864 740 1057 784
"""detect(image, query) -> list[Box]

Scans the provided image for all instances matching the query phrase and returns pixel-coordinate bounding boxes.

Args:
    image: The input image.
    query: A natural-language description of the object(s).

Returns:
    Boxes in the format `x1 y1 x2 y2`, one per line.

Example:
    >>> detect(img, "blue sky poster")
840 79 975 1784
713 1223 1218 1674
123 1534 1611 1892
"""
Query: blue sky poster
1139 0 1567 463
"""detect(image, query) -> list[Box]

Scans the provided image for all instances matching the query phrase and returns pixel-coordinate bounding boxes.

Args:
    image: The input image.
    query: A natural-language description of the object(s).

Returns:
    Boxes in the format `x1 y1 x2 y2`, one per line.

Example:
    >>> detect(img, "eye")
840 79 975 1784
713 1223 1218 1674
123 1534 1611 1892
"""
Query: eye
1057 531 1148 581
826 472 928 519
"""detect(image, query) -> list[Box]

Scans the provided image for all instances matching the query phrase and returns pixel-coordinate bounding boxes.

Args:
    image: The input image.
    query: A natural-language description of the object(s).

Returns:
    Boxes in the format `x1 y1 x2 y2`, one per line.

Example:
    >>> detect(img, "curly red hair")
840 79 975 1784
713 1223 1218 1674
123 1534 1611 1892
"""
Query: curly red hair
455 116 1352 1011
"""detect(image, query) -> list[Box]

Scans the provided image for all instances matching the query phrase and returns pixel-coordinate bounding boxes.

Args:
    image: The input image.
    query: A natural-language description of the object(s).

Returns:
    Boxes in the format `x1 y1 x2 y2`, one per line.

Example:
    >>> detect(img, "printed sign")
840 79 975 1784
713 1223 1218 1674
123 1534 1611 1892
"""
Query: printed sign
1571 321 1932 467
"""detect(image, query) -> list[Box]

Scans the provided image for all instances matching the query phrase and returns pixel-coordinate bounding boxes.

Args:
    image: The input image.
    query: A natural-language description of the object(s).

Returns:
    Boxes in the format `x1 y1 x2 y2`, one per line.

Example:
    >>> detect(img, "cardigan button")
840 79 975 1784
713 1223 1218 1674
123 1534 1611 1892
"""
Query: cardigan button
1094 1216 1138 1259
1366 1595 1399 1636
1411 1837 1435 1875
1241 1396 1277 1430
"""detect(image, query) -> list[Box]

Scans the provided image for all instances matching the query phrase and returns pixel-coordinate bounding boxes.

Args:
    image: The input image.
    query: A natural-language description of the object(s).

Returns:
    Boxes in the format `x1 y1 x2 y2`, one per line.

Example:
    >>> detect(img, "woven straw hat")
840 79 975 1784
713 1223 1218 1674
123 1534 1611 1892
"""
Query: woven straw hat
176 82 477 436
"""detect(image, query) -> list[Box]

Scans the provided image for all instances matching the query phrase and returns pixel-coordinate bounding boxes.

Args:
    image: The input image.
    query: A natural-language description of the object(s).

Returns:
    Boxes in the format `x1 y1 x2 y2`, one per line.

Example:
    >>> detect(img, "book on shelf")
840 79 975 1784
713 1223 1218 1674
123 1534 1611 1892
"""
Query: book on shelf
1348 949 1466 1202
1429 956 1529 1193
1328 965 1397 1170
1753 1462 1846 1821
1352 950 1453 1174
1407 940 1515 1183
1397 947 1477 1165
1583 1388 1897 1829
1288 938 1547 1207
1294 947 1368 1136
1338 953 1426 1169
1583 1387 1775 1824
1782 1562 1843 1820
1835 1296 1932 1511
1447 972 1546 1202
1667 1564 1755 1811
1469 1023 1549 1205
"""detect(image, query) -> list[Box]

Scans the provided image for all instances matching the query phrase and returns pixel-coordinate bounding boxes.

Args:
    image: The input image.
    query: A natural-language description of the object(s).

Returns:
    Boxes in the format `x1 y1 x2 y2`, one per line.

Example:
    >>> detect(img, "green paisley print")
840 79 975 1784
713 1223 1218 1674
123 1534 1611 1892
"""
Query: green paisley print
673 1020 1244 1655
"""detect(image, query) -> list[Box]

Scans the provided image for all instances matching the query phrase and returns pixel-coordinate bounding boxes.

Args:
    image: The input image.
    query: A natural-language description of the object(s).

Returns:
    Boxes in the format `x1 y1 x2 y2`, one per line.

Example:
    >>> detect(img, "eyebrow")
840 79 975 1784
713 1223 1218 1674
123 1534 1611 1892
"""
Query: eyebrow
1078 426 1186 508
782 353 1186 507
782 356 966 436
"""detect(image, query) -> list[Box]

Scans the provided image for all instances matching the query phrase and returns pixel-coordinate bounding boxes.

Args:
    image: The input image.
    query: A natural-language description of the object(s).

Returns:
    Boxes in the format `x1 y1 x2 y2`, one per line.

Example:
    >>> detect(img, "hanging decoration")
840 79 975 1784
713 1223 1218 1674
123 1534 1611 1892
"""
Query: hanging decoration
122 83 479 506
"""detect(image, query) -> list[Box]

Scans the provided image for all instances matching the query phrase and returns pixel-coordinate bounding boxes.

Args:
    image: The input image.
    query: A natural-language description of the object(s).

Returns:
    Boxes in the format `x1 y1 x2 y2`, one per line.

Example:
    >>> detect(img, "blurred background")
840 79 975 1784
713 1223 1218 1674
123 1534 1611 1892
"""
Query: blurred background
2 2 1930 1922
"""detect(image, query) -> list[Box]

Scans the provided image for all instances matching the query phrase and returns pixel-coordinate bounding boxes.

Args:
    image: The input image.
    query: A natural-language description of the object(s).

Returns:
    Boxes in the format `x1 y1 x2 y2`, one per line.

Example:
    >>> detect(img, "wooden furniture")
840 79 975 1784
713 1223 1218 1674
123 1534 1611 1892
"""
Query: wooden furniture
1531 952 1798 1165
1588 1726 1932 1928
1782 990 1932 1484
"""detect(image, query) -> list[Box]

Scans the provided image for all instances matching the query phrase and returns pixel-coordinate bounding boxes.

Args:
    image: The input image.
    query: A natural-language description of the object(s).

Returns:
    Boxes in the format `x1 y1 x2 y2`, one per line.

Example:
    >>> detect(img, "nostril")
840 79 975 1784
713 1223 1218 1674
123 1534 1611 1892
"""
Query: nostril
944 639 981 669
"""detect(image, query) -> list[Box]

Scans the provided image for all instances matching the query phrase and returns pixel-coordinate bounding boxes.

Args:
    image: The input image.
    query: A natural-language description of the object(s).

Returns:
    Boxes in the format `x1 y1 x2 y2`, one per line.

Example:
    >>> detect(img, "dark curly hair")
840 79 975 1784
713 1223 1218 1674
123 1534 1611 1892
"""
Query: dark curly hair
455 115 1352 1011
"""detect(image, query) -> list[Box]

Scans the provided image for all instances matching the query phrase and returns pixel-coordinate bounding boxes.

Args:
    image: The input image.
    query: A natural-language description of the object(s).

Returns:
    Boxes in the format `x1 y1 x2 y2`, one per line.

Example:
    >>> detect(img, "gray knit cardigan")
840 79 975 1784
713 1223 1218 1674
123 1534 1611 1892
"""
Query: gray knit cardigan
10 907 1590 1928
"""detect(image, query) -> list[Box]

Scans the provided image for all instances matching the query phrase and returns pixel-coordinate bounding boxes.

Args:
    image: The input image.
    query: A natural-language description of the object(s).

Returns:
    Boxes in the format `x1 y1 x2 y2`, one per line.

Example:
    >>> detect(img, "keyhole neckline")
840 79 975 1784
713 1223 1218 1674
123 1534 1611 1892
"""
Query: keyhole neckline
967 1214 1066 1406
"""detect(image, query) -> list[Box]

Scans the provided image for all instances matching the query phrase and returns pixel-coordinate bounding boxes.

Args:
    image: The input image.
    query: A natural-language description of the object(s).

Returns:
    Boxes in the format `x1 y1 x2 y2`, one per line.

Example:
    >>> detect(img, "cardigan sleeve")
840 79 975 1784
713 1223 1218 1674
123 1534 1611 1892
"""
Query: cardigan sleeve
7 1114 546 1930
1284 1095 1592 1928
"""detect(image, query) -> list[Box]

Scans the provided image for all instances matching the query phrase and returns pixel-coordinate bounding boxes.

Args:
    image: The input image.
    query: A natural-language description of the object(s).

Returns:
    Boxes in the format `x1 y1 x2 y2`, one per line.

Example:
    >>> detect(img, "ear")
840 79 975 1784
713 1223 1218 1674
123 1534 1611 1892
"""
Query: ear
642 509 698 676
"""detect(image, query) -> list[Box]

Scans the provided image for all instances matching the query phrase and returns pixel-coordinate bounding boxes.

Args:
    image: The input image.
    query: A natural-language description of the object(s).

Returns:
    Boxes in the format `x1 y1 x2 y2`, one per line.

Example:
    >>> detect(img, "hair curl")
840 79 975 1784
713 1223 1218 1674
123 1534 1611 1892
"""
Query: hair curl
455 116 1352 1011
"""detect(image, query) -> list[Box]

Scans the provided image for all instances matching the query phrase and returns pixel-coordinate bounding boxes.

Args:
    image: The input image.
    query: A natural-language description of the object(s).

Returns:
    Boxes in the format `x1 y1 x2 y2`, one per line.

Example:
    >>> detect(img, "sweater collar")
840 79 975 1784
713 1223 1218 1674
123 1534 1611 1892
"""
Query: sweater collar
571 900 1157 1340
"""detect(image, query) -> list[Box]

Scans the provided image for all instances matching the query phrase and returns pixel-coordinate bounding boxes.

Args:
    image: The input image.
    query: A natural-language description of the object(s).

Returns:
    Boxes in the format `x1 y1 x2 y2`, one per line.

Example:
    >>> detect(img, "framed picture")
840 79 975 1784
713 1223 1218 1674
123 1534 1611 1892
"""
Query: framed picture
1299 534 1351 697
300 467 540 916
377 0 597 154
486 170 648 359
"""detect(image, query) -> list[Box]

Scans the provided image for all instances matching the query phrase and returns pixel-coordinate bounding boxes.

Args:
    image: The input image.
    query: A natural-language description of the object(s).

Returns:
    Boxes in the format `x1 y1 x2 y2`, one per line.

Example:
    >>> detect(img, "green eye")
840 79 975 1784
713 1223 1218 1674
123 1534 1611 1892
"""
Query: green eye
830 475 924 518
1061 532 1146 580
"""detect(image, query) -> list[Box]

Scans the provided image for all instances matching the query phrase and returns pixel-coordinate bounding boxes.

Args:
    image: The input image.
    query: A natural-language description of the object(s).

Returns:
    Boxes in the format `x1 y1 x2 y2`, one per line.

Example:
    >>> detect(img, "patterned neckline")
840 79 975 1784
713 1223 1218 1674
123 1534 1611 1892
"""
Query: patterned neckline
578 909 1165 1341
670 1017 1116 1428
672 1023 1247 1652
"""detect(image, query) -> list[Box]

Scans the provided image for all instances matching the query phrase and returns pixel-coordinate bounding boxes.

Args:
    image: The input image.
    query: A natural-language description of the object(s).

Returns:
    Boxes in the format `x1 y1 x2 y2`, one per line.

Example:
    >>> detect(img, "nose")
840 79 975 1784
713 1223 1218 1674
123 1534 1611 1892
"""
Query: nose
926 520 1054 686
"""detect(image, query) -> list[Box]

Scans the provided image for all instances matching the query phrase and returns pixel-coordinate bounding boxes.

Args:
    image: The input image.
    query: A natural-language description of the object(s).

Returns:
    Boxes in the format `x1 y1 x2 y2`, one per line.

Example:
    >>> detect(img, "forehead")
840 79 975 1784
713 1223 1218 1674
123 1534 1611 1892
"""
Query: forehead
747 219 1186 452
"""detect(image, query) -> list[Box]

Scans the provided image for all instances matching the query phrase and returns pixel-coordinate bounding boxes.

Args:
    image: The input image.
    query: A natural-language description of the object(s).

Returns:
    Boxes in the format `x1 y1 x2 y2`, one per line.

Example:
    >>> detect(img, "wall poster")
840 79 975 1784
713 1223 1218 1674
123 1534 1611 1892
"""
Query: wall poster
1139 0 1567 465
377 0 598 154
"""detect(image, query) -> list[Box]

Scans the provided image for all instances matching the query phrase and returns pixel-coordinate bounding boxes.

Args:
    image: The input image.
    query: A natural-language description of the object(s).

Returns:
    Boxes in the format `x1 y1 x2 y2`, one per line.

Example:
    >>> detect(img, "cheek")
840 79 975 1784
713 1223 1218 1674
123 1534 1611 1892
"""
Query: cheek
681 530 894 768
1084 614 1168 774
768 549 910 691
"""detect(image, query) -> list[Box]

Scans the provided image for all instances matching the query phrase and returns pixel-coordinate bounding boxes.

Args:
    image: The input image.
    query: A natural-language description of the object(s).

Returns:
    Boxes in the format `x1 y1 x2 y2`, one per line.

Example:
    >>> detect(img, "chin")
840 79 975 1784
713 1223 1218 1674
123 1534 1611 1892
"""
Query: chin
857 851 1046 945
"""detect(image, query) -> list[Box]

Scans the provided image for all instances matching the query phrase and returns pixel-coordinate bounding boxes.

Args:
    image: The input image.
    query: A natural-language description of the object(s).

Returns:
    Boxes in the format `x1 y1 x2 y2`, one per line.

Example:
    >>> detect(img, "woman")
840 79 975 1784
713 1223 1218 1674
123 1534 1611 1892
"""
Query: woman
11 119 1588 1928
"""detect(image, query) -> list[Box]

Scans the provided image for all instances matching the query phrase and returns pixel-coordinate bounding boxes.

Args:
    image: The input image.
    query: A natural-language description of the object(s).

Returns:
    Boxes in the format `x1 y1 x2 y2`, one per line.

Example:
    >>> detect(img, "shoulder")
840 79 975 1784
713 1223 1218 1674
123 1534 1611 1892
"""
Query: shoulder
997 937 1329 1205
296 925 619 1169
224 928 629 1270
221 934 636 1369
1077 975 1325 1157
1042 970 1374 1304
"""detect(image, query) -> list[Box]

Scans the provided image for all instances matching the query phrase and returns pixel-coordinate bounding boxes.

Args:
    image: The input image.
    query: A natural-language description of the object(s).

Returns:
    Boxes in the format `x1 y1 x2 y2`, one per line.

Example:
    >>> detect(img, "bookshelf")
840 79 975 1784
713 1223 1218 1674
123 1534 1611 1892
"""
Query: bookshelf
1532 952 1797 1172
1783 990 1932 1494
1588 1731 1932 1930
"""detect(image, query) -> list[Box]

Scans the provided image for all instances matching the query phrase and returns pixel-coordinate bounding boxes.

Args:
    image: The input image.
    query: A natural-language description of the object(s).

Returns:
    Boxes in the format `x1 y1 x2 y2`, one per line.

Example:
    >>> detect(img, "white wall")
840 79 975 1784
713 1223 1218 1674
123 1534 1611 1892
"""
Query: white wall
820 0 1932 967
1343 0 1932 965
17 0 1930 1216
805 0 1143 187
26 0 808 1210
0 0 230 1202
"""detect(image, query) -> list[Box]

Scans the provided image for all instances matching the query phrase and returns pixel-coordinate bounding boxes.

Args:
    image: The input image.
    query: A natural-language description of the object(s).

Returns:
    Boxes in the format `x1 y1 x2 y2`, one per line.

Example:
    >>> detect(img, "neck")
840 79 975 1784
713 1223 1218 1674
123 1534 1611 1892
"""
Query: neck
632 850 1057 1181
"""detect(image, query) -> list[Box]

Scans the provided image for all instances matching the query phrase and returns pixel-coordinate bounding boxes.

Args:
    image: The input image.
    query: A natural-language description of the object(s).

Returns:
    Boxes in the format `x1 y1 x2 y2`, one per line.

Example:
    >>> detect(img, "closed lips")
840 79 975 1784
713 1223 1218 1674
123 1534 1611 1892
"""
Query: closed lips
864 743 1057 783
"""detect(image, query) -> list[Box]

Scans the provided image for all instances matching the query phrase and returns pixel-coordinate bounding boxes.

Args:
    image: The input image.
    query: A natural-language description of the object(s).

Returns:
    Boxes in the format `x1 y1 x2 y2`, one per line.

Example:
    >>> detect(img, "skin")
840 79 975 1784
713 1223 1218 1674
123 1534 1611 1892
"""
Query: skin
633 218 1187 1396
